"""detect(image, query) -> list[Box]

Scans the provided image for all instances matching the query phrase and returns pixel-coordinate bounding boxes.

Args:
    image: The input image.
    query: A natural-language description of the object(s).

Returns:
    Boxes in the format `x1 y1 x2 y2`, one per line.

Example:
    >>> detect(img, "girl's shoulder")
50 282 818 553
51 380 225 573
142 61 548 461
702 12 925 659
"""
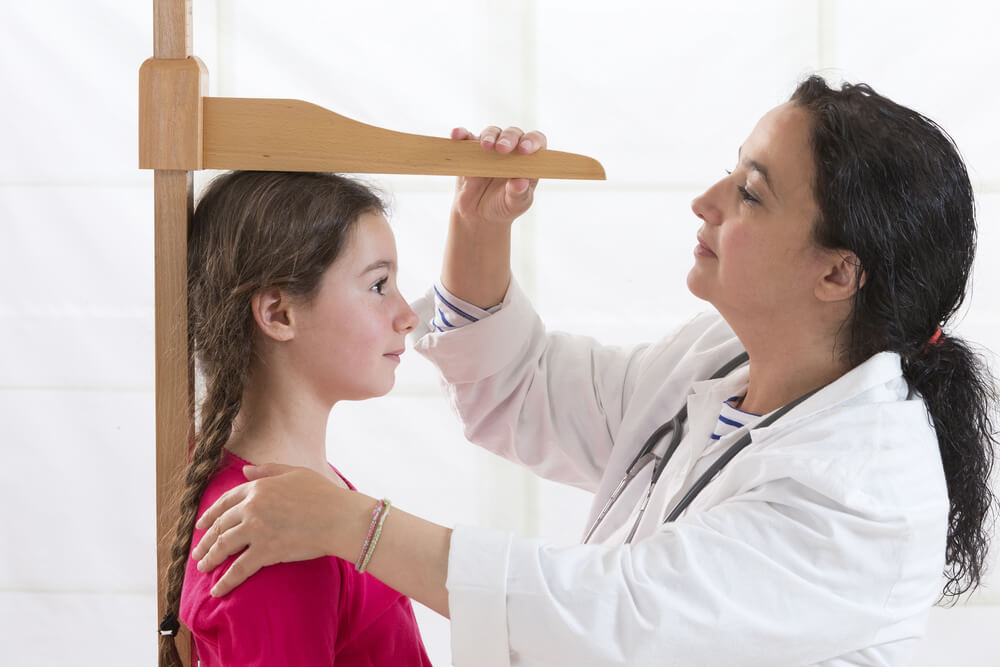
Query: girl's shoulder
195 450 253 515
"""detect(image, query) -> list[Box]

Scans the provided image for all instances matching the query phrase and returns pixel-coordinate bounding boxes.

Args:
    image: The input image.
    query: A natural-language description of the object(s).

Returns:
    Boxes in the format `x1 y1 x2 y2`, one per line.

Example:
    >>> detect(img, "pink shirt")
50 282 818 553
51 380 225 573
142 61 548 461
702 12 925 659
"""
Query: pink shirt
179 452 432 666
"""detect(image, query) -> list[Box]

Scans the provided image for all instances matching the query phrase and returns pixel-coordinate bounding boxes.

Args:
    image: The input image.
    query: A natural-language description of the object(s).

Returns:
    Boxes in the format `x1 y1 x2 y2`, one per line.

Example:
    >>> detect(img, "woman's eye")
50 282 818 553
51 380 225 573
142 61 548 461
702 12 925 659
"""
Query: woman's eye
738 185 760 205
371 277 388 295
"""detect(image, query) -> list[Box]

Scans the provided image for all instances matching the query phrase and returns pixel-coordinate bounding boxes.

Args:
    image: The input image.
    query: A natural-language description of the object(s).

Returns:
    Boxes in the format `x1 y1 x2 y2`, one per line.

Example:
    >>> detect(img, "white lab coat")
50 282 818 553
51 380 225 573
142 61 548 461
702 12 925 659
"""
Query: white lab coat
413 280 949 667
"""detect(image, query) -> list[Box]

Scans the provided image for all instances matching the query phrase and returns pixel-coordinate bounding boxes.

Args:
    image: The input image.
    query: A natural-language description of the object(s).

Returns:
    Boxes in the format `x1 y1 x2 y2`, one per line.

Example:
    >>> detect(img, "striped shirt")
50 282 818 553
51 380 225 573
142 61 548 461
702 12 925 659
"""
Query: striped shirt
710 396 761 440
430 282 501 332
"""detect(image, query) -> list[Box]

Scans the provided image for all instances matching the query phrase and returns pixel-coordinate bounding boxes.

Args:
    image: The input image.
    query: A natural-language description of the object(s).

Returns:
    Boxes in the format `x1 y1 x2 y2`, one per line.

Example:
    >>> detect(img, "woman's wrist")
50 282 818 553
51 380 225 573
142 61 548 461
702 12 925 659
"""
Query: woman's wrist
328 487 379 562
442 211 512 308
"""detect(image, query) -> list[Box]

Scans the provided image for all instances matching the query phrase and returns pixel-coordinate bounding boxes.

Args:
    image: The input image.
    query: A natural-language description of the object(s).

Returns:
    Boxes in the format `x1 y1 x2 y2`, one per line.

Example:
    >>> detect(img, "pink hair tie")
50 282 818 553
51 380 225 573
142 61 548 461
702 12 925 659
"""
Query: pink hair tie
925 326 944 352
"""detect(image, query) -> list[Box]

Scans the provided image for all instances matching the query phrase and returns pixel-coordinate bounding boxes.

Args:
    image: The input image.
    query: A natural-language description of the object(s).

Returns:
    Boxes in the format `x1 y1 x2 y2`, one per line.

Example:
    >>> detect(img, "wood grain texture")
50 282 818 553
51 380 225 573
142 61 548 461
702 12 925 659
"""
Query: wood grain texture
203 97 606 180
154 0 192 58
154 170 194 666
139 57 208 170
151 3 194 665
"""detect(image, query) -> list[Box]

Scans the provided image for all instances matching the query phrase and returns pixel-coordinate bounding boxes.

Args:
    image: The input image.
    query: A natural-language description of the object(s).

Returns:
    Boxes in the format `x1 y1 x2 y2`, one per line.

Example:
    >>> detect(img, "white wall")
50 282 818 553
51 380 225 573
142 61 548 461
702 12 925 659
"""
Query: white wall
2 1 998 664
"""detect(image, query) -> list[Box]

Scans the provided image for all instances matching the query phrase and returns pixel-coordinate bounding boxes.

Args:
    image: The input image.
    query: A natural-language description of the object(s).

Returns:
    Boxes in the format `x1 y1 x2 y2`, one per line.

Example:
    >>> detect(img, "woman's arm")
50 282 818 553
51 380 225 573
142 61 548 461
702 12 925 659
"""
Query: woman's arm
191 459 924 666
191 463 453 617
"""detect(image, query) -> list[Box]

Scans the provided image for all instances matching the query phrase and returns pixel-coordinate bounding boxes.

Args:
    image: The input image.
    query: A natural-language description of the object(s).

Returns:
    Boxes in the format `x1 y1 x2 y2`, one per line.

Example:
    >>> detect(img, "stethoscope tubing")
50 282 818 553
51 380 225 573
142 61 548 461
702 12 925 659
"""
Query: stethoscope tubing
583 352 824 544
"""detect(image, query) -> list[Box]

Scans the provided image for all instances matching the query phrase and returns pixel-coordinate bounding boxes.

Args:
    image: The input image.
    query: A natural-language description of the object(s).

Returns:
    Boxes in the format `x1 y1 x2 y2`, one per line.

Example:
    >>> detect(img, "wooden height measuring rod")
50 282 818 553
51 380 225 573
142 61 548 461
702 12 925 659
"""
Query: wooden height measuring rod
141 2 604 665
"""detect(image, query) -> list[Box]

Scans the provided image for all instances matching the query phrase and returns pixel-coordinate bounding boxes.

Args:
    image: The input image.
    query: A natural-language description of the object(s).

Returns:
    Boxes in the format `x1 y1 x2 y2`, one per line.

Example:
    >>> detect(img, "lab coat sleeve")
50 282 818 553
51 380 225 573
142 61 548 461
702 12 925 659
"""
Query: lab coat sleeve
447 473 936 667
413 279 649 490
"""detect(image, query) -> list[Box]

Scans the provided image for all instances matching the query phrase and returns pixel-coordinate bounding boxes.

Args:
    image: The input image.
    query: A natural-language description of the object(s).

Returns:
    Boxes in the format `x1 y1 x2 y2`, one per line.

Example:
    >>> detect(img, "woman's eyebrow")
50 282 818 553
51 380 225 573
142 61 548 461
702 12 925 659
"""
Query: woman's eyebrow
738 147 778 200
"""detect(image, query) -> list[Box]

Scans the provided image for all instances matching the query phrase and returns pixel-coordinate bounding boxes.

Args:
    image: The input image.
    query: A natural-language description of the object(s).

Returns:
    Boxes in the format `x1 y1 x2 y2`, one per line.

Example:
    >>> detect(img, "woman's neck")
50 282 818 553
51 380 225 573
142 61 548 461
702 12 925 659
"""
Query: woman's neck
740 352 848 415
730 310 851 415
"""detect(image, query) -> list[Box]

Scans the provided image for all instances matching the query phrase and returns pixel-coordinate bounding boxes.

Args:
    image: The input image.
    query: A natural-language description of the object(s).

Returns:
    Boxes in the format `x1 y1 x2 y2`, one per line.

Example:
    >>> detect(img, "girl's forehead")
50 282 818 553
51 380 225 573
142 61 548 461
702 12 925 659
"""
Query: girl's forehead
334 211 397 269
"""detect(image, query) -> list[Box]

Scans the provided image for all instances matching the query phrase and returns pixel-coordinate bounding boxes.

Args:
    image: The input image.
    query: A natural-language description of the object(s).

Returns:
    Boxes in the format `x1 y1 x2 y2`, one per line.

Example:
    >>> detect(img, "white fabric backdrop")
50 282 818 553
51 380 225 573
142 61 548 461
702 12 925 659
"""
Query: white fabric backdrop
2 1 998 664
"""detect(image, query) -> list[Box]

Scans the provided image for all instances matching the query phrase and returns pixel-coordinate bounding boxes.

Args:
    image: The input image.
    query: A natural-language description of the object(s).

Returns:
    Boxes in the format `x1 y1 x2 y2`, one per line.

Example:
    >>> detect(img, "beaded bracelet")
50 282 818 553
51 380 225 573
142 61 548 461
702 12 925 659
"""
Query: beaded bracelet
355 499 384 570
357 499 392 573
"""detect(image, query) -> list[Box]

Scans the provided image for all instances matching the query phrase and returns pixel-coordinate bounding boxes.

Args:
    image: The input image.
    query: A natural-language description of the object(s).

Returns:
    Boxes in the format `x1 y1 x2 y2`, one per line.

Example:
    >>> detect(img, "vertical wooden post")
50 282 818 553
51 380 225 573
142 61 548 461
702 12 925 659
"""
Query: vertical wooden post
152 1 195 664
154 170 194 665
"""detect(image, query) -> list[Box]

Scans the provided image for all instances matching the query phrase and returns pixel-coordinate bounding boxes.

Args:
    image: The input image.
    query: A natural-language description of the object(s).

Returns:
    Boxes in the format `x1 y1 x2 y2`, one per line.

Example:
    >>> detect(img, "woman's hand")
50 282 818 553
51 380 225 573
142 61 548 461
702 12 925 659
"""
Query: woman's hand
192 463 366 597
192 462 454 616
450 126 547 227
443 126 547 308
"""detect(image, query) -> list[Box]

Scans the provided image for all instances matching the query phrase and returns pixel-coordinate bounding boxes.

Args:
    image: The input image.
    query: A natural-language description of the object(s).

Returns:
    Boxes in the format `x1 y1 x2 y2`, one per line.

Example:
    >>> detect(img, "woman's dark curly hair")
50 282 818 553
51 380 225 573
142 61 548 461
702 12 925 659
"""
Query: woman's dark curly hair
792 76 997 600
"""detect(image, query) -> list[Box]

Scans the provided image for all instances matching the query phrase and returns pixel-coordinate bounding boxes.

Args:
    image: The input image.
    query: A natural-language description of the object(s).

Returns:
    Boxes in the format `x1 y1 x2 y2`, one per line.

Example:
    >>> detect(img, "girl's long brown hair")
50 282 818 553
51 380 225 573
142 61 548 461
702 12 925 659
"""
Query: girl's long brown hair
159 171 385 666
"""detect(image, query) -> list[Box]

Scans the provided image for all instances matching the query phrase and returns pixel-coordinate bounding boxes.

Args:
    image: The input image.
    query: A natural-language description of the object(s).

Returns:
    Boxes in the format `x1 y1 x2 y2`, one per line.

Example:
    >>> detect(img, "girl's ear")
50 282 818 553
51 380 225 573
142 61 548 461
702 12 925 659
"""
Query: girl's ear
251 287 296 342
816 249 865 303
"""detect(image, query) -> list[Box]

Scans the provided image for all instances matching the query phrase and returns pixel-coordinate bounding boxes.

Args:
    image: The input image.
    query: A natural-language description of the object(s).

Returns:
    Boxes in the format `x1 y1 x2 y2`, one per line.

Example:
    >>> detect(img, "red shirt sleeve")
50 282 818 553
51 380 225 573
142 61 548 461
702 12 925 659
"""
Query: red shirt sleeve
184 552 346 666
179 462 351 666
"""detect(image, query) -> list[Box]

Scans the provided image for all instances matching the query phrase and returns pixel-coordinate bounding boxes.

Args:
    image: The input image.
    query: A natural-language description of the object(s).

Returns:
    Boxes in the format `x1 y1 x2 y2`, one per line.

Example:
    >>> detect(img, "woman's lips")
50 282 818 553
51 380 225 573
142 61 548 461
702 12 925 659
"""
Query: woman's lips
695 234 717 258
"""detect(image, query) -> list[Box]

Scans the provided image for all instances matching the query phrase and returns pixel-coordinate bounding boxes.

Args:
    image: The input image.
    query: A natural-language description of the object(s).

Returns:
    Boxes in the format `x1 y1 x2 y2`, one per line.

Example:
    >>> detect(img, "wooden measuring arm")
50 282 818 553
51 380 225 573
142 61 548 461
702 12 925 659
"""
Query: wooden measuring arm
139 59 605 179
201 98 606 179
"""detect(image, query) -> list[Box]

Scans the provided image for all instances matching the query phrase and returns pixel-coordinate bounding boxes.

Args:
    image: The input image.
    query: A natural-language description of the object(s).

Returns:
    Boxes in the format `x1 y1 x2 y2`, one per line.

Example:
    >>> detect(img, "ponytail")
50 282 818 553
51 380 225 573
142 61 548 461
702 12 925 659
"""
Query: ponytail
791 76 998 600
902 334 997 599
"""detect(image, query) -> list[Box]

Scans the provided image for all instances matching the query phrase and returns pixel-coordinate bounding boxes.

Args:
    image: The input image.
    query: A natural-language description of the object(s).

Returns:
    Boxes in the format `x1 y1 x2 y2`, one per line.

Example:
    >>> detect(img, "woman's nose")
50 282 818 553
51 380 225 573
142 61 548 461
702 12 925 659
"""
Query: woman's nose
691 180 724 226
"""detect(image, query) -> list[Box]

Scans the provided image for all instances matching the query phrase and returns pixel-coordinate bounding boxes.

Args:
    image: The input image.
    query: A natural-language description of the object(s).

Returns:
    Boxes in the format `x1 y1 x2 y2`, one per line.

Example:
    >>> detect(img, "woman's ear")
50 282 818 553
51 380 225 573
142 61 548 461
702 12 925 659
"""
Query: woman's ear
816 250 865 303
251 287 296 342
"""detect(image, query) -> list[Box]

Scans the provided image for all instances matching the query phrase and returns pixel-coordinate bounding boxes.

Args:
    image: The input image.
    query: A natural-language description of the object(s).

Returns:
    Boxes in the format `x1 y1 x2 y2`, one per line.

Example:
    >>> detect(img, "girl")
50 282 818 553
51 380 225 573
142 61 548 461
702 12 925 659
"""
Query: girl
157 171 429 666
191 78 997 666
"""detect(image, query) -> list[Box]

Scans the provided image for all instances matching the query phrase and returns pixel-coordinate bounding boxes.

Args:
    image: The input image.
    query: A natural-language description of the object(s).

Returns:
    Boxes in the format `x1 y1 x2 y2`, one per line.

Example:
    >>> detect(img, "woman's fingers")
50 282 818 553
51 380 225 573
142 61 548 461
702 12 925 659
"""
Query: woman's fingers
209 548 263 598
478 125 503 148
494 126 523 154
194 484 248 532
450 126 546 153
193 503 248 567
447 124 545 227
519 129 547 154
242 462 295 481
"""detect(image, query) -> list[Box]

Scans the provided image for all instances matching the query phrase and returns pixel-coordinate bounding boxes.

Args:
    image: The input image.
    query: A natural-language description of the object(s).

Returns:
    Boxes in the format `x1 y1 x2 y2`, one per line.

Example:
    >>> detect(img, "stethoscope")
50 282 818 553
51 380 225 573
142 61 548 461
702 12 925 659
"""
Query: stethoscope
582 352 825 544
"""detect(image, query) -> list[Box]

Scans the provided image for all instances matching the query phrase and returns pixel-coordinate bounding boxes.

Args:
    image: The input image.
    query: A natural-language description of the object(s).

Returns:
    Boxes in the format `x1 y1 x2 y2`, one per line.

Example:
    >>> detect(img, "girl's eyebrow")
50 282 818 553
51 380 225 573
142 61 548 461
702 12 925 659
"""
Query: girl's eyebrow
360 259 396 275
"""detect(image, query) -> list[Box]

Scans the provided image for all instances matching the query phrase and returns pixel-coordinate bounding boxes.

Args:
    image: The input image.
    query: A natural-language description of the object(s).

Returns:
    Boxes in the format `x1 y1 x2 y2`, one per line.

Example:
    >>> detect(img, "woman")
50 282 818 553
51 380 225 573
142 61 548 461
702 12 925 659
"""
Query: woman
190 77 996 666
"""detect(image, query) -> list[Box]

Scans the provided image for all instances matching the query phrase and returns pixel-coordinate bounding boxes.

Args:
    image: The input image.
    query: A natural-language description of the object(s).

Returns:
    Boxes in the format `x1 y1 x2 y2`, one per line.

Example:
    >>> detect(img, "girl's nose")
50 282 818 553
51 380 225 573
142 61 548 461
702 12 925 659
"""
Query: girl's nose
396 297 419 333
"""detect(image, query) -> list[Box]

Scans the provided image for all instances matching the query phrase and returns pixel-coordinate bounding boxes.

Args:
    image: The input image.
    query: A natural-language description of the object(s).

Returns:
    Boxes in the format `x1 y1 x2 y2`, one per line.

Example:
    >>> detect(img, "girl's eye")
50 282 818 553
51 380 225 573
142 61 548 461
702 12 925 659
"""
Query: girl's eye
371 277 388 295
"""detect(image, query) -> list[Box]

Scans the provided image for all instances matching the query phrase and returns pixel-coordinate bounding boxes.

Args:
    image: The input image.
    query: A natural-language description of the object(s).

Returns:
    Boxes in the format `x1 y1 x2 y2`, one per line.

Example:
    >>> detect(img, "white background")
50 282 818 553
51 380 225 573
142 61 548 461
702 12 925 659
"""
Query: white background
2 1 999 664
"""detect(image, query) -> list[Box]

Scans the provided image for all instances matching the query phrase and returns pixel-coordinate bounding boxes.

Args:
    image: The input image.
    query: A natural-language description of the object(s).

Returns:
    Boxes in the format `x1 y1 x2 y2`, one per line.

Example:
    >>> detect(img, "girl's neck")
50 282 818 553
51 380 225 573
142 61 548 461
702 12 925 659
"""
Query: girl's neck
224 375 335 477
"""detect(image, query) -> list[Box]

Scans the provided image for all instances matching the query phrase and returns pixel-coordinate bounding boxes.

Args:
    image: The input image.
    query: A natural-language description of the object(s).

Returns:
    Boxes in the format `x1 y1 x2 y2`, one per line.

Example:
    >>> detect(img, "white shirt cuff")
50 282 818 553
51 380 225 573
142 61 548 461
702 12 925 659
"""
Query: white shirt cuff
448 524 513 667
412 278 541 384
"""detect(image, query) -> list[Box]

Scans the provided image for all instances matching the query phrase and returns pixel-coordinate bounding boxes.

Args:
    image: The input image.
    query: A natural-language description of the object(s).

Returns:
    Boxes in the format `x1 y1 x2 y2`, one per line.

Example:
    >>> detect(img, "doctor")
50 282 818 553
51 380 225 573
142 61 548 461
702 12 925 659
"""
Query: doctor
191 76 996 665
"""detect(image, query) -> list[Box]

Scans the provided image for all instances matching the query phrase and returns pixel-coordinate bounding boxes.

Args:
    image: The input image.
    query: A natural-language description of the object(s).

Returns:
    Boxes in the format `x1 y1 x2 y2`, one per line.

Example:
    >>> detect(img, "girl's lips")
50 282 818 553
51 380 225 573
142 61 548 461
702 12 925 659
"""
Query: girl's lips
384 350 404 362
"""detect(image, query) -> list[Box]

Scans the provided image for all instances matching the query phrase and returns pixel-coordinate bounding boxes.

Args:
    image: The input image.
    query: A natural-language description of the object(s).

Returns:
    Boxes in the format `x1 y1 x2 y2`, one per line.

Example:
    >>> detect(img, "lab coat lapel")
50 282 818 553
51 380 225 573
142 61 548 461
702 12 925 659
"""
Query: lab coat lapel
747 351 906 442
682 365 751 465
636 367 750 531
